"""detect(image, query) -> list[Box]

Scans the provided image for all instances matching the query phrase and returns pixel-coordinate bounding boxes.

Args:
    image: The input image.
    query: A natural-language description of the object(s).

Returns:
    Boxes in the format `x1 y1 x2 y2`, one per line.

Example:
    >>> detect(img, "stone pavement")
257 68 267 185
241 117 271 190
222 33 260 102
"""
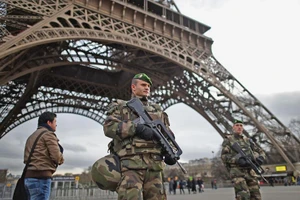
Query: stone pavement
2 185 297 200
167 186 299 200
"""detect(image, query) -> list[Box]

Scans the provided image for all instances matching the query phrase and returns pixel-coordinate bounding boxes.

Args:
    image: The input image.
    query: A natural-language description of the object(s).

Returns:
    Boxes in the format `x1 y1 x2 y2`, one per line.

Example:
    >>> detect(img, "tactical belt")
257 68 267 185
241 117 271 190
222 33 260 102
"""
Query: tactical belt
125 147 161 155
121 137 158 147
229 164 251 170
121 138 132 147
121 153 163 161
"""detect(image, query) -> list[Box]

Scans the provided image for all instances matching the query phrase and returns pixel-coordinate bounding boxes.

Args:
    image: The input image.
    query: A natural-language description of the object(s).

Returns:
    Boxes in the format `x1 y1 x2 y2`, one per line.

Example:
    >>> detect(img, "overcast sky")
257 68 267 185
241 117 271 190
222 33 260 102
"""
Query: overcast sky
1 0 300 175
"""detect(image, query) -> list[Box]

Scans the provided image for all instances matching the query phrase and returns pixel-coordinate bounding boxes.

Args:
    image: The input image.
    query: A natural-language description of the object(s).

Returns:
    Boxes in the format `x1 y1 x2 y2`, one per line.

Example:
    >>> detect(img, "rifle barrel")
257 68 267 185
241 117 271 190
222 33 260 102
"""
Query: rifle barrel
177 161 187 174
260 175 269 184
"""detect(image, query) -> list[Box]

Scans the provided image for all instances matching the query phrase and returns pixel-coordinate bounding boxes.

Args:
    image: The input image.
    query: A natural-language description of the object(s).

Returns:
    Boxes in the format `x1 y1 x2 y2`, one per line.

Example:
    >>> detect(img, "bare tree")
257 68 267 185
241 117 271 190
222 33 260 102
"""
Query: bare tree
163 167 185 181
289 118 300 140
0 169 7 183
211 150 230 180
78 166 93 187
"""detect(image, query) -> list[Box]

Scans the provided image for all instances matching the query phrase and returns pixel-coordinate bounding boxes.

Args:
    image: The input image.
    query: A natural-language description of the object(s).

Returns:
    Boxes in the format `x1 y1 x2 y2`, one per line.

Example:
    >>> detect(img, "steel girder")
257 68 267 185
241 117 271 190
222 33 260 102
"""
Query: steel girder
0 0 299 170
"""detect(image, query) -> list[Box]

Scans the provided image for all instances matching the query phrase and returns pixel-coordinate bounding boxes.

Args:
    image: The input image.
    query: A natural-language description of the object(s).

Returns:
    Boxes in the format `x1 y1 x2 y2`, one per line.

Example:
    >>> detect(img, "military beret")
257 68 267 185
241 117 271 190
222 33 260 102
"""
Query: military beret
133 73 152 86
234 119 243 124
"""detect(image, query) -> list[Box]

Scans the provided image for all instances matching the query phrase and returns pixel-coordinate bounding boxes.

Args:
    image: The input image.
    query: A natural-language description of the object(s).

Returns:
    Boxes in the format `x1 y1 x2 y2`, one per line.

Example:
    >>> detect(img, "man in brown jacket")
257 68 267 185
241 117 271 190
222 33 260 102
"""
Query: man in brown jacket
24 111 64 200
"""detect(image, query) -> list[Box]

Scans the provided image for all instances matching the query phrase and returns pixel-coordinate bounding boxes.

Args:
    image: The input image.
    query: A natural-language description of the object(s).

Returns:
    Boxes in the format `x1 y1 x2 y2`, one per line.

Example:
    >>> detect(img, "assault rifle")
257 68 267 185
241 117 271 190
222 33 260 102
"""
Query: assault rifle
127 97 187 174
231 142 269 184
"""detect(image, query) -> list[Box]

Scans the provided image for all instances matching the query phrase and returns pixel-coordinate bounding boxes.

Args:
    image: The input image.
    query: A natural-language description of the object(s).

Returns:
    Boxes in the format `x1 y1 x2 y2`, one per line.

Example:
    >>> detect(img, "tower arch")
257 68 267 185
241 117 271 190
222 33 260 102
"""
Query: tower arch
0 0 299 172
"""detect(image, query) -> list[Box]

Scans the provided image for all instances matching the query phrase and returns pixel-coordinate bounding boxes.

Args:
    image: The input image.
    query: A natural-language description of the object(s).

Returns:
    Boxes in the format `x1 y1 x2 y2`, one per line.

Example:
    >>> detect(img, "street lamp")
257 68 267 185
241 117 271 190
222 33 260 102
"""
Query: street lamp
212 151 214 158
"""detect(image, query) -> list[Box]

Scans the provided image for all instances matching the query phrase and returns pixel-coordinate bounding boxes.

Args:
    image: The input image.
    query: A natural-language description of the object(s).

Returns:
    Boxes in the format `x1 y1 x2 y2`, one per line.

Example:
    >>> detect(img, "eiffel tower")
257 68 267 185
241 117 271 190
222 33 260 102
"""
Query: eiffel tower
0 0 299 172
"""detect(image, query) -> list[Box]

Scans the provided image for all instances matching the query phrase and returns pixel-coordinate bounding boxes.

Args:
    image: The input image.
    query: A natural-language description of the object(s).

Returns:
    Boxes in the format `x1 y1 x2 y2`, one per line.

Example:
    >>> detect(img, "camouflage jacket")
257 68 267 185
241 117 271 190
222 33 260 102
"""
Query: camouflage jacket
221 133 266 170
103 98 171 170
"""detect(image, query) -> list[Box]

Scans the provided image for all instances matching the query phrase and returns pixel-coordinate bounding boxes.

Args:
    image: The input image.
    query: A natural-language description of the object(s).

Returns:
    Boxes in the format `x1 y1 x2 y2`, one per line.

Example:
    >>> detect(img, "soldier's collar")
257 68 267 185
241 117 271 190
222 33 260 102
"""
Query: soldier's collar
233 133 243 139
131 94 149 105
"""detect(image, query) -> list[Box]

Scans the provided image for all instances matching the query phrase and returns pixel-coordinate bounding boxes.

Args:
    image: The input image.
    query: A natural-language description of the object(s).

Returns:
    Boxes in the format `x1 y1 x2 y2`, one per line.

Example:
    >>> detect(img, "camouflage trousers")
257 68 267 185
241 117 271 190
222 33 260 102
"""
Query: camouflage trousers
231 168 261 200
117 169 166 200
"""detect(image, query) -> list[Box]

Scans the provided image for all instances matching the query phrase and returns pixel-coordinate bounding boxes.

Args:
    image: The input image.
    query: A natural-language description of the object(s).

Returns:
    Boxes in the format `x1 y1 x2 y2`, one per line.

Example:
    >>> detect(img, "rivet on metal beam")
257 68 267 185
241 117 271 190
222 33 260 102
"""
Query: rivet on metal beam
122 6 126 19
153 18 157 31
98 0 102 9
133 10 137 24
143 15 147 27
110 1 115 15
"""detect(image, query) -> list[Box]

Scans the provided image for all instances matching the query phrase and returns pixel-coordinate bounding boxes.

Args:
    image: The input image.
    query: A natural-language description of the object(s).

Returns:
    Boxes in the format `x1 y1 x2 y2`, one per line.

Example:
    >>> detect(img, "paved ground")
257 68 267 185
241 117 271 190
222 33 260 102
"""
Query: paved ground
167 186 299 200
2 185 298 200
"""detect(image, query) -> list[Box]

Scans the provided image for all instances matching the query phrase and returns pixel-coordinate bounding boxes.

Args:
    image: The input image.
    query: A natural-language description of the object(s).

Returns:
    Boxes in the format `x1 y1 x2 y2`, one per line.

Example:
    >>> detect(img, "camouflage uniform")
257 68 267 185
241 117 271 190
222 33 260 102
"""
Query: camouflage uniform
221 133 266 200
103 97 170 200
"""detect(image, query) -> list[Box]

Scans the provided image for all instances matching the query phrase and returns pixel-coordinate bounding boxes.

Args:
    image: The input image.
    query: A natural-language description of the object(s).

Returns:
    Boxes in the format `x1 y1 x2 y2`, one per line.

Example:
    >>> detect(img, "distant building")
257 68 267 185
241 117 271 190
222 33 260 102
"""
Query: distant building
164 157 213 178
52 175 79 189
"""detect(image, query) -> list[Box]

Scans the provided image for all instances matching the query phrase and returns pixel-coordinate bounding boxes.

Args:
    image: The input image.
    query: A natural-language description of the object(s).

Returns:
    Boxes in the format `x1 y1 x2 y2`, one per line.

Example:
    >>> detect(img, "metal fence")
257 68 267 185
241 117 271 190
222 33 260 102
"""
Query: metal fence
50 188 117 200
0 184 13 200
0 184 118 200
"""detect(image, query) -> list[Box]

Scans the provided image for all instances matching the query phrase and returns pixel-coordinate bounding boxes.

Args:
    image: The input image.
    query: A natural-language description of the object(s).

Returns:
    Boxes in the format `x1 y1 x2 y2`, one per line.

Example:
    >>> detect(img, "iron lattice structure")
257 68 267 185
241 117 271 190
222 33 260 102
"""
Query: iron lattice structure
0 0 299 170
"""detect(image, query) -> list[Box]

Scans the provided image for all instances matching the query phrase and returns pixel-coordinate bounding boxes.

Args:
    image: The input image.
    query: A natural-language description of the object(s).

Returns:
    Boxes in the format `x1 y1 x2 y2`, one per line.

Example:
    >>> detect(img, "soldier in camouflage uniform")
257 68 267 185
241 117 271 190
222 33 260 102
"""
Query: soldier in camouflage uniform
103 73 176 200
221 120 266 200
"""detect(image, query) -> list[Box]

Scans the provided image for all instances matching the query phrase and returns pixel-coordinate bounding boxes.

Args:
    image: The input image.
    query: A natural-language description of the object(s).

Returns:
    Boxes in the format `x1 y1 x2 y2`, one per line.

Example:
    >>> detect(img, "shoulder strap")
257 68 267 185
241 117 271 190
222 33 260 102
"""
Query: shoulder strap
150 102 162 111
21 130 48 178
116 99 127 109
226 134 233 142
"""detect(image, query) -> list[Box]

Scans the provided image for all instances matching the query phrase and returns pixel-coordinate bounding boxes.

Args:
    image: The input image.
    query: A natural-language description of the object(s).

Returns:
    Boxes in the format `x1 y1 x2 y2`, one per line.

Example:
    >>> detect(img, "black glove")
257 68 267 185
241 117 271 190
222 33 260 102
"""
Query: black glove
164 155 177 165
237 157 249 167
256 156 264 165
135 124 155 141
